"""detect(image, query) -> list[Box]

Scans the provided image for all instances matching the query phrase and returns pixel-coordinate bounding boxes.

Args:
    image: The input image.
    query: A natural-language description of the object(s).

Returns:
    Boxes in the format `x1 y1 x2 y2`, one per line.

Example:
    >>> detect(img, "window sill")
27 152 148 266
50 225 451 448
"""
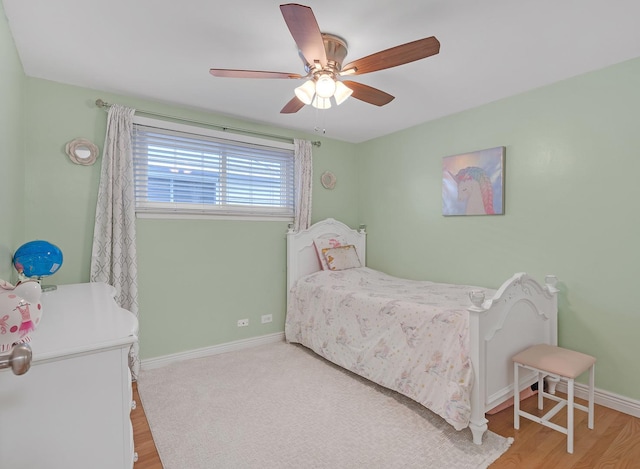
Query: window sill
135 212 293 222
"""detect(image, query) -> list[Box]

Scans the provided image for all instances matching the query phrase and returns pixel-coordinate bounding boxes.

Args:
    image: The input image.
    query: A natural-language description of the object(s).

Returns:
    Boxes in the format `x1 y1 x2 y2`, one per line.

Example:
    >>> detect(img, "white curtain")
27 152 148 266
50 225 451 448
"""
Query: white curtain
90 104 140 379
294 139 313 232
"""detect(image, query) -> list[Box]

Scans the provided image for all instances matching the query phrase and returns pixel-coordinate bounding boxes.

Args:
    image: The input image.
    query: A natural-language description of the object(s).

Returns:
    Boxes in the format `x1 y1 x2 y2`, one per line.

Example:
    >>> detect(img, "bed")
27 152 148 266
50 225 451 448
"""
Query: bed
285 218 558 445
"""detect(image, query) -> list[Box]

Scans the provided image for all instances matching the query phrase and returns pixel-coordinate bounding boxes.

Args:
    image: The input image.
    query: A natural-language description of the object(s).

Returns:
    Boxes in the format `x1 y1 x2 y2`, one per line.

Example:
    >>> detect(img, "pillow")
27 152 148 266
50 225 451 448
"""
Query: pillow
322 245 362 271
313 237 345 270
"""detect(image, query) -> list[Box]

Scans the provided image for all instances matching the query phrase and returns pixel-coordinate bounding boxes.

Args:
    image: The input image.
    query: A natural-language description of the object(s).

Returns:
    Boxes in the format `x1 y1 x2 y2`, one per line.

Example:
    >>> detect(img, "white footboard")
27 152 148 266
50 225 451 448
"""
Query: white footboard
467 273 559 444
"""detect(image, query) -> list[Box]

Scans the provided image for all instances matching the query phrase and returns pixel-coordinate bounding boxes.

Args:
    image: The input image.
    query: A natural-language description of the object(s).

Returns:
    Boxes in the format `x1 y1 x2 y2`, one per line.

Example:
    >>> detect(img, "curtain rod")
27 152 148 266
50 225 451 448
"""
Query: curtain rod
94 99 321 147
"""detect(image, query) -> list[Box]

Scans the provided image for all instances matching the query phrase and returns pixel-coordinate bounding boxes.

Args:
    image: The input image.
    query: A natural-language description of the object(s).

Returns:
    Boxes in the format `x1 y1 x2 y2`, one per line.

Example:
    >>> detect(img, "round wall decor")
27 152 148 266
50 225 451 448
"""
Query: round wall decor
320 171 336 190
66 138 99 166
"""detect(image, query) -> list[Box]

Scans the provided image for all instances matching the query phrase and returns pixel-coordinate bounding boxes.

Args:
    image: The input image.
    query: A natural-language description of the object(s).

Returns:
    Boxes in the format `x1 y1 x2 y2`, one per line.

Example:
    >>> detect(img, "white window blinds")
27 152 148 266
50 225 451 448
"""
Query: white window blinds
132 117 295 219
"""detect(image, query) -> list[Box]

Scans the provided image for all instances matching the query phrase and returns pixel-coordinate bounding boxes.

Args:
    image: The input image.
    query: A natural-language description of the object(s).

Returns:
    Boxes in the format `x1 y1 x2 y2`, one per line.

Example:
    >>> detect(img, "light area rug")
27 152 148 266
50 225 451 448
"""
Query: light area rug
138 341 512 468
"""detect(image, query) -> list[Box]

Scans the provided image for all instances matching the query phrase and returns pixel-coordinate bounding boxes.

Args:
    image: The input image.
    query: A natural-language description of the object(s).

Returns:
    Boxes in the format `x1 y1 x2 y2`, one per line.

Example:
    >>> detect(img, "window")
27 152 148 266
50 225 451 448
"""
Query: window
132 116 295 219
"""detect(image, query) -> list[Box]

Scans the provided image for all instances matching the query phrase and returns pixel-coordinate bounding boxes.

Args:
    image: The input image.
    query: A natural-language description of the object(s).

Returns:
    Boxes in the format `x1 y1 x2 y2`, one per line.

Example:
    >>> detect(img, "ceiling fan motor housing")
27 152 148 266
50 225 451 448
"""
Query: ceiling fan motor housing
321 34 348 72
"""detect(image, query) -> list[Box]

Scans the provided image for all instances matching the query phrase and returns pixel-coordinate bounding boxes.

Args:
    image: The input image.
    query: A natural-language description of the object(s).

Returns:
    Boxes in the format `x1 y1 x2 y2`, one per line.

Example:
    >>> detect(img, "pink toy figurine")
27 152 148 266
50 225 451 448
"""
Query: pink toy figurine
0 279 43 352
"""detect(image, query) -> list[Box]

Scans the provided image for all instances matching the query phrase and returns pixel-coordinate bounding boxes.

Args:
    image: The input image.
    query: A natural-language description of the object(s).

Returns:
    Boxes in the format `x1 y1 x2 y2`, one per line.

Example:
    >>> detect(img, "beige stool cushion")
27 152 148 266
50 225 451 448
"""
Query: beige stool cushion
512 344 596 379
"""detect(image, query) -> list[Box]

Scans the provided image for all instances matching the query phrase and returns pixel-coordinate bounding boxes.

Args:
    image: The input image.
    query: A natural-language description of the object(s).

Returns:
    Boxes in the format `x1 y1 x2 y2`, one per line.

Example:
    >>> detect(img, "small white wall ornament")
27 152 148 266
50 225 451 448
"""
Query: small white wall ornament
65 138 99 165
320 171 336 190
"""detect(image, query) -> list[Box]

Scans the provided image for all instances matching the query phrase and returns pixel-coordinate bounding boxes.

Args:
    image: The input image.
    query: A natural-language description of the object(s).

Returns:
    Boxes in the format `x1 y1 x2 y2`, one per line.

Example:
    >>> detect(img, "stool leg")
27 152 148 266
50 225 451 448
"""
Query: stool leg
588 364 595 430
538 371 544 410
514 362 520 430
567 378 574 454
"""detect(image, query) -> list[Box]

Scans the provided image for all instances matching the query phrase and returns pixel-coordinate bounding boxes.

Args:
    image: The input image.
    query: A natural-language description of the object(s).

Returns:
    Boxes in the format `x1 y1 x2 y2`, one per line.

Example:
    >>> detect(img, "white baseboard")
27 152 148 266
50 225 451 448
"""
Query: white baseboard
555 381 640 418
140 332 285 371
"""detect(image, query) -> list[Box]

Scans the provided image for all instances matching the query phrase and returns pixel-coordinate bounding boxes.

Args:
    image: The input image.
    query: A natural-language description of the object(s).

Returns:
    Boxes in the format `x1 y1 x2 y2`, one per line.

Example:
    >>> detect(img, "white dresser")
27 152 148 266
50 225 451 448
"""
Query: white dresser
0 282 139 469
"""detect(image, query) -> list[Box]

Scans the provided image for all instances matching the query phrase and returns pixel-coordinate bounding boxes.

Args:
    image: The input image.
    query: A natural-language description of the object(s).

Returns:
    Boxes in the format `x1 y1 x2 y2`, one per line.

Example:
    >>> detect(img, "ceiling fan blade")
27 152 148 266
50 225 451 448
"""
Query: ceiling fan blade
342 81 394 106
209 69 303 79
280 3 327 67
341 36 440 76
280 96 306 114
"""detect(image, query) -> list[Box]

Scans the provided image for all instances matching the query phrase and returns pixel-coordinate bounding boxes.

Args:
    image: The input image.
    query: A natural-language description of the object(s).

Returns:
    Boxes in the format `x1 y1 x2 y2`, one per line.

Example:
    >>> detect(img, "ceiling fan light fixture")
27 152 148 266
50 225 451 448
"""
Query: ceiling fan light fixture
315 74 336 98
294 80 315 105
312 95 331 109
333 81 353 105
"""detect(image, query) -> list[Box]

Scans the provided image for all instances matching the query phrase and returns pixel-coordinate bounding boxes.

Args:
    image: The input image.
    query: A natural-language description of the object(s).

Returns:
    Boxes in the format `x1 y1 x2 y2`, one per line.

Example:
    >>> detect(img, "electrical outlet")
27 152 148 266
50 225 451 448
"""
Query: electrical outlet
237 319 249 327
261 314 273 324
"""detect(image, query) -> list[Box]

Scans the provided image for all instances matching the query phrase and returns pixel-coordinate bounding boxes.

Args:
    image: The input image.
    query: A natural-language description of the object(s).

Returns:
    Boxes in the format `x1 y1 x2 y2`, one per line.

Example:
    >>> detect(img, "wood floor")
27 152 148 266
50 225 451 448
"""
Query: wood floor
132 382 163 469
132 382 639 468
487 394 640 468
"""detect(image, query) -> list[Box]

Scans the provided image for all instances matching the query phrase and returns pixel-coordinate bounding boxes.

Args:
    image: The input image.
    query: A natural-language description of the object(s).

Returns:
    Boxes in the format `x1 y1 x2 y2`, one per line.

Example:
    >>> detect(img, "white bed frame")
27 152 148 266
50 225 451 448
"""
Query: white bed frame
287 218 559 444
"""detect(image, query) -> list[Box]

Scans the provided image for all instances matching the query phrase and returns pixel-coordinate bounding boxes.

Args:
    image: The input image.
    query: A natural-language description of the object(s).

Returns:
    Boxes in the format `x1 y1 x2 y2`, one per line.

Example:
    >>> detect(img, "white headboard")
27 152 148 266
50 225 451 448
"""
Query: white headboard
286 218 366 294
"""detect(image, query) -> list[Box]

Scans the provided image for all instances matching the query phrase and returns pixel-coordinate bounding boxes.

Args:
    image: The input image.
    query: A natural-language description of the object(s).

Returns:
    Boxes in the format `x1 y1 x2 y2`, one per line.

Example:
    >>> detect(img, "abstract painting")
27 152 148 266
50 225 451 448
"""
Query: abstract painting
442 146 505 216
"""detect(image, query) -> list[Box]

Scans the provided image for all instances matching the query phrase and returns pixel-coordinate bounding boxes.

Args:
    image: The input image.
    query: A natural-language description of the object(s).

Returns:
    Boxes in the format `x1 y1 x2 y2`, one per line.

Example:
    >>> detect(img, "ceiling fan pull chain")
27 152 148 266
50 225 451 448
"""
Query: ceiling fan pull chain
313 105 326 134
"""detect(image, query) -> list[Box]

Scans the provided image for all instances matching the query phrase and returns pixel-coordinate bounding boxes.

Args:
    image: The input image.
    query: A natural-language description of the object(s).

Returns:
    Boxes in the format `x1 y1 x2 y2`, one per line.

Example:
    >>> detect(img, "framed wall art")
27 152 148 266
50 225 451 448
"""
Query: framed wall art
442 146 505 216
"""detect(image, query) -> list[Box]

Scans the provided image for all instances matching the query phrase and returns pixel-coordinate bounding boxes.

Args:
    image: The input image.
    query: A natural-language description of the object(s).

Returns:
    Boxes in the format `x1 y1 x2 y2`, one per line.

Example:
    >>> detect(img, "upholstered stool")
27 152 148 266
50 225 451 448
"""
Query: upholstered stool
512 344 596 454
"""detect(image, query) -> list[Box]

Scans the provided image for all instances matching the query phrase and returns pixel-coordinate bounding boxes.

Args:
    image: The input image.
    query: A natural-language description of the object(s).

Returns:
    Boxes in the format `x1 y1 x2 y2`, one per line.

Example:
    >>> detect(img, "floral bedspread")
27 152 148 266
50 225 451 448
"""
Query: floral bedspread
285 267 495 431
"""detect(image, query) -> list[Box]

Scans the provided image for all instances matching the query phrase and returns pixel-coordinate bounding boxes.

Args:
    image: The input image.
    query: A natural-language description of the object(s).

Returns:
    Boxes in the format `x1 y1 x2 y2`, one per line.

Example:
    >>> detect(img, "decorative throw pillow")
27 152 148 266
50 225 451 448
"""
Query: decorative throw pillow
322 245 362 271
313 237 345 270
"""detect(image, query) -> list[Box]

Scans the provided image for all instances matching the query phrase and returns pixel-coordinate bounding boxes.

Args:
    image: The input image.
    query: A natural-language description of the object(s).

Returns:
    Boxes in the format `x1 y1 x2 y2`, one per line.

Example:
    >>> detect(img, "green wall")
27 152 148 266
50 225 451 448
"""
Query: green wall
20 79 359 359
357 57 640 400
0 2 25 280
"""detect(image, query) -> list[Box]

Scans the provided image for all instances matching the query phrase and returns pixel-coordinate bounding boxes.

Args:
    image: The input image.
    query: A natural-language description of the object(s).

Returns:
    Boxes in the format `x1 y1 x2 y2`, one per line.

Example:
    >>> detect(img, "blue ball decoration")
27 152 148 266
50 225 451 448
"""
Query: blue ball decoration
13 240 63 279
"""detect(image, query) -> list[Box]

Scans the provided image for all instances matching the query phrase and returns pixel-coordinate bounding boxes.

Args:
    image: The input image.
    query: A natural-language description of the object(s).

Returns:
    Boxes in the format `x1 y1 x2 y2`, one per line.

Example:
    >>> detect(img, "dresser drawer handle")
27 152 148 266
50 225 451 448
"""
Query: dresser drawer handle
131 400 137 410
0 344 32 375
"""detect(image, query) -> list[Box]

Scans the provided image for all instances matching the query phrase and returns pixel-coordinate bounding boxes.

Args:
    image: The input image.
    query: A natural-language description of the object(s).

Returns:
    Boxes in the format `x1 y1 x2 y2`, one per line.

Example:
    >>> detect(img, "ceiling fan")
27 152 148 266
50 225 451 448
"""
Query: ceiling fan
209 3 440 113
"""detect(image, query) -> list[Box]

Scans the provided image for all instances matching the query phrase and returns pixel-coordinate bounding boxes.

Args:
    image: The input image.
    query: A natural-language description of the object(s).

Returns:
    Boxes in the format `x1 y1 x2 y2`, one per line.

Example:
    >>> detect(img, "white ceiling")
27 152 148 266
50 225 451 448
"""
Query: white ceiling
4 0 640 143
